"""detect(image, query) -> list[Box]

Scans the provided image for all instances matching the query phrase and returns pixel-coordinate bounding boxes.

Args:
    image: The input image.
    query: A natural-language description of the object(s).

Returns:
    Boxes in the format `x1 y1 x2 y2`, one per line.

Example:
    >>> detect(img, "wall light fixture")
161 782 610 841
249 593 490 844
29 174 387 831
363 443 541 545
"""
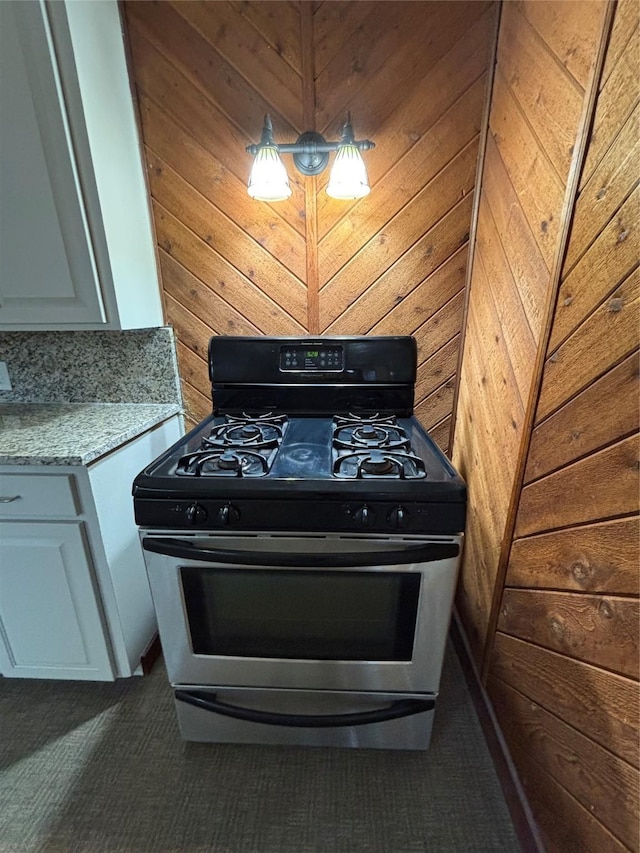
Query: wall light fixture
246 114 375 202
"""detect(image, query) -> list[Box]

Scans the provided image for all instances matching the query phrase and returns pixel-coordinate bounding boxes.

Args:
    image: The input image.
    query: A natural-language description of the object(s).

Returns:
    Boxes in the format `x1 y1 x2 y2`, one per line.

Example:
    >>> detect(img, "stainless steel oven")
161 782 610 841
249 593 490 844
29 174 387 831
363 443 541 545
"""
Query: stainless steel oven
142 532 461 749
133 336 467 750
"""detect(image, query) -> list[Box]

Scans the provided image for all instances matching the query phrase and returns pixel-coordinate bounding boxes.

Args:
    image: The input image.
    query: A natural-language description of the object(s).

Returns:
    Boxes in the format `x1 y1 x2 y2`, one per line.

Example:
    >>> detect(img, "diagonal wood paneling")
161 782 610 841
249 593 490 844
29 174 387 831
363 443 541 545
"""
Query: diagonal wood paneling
451 0 607 665
482 2 640 850
123 0 496 438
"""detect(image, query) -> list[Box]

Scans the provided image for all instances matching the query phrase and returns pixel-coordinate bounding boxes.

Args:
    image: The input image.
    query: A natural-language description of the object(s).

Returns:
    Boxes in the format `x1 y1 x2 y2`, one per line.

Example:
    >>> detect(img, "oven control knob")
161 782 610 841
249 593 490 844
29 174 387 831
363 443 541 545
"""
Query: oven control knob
217 503 240 526
388 506 409 529
354 505 374 528
185 502 207 525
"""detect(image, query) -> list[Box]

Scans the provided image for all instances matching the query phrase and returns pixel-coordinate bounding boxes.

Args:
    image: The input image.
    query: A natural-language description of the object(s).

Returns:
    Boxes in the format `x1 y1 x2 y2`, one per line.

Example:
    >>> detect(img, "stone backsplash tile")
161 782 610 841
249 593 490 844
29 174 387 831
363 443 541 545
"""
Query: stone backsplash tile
0 327 183 404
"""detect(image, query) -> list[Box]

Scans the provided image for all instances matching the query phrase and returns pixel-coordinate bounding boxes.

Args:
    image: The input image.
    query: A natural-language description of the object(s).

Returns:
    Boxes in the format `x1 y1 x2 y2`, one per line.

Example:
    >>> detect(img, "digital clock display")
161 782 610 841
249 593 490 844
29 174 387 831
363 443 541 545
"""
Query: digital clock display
280 344 344 371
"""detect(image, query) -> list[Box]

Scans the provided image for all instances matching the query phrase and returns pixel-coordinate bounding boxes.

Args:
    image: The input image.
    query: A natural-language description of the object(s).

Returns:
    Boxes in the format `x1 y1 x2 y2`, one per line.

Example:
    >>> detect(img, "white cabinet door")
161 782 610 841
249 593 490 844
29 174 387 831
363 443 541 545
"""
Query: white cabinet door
0 521 115 680
0 0 164 331
0 1 106 326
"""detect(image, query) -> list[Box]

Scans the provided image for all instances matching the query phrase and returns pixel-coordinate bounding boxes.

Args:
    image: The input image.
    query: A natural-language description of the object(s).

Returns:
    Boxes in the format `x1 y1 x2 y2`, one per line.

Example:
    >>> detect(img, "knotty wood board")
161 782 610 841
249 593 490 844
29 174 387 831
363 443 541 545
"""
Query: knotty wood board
599 0 639 89
314 1 489 136
565 104 639 272
549 185 639 353
369 245 467 338
507 516 640 597
412 291 466 361
229 0 303 76
313 2 374 79
504 749 628 853
454 487 503 661
317 73 486 278
176 339 209 407
481 135 550 341
147 154 307 324
537 265 639 422
164 293 214 366
497 2 585 180
181 378 212 430
414 379 455 435
488 676 639 851
489 70 566 270
580 23 640 189
498 588 639 679
324 193 474 335
415 337 460 406
465 255 526 437
515 0 607 91
453 307 518 660
515 433 639 536
460 5 637 852
474 199 537 405
173 2 303 132
160 251 261 338
127 2 301 140
315 7 494 240
490 632 639 767
314 2 439 134
454 300 523 475
526 351 640 481
427 415 451 457
152 200 305 337
319 142 478 330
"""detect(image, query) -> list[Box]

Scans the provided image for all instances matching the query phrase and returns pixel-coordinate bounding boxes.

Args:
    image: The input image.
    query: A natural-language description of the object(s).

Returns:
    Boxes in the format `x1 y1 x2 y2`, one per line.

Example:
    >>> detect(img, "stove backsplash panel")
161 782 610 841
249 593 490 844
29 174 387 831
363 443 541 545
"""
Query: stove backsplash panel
0 328 182 404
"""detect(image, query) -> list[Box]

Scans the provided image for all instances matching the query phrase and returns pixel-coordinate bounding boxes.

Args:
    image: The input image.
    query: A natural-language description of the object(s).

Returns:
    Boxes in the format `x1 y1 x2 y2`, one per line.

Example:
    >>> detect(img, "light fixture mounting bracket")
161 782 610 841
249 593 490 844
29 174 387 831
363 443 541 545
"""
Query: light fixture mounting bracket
291 131 330 176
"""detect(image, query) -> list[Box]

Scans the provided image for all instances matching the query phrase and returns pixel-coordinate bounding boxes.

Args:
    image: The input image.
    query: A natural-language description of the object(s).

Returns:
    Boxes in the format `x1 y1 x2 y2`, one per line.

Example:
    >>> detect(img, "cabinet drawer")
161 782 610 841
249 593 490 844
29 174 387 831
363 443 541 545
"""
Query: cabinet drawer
0 474 79 518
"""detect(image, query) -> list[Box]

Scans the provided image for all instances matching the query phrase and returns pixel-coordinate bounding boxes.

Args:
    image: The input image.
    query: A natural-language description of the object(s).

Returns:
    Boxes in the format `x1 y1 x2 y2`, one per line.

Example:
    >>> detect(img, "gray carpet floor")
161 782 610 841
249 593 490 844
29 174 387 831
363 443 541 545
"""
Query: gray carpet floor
0 642 519 853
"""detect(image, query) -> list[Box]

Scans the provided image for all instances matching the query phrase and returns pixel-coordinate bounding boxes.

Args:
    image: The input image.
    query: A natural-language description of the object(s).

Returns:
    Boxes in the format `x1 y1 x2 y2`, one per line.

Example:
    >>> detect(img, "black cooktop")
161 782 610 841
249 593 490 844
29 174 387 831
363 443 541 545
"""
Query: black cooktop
132 336 466 533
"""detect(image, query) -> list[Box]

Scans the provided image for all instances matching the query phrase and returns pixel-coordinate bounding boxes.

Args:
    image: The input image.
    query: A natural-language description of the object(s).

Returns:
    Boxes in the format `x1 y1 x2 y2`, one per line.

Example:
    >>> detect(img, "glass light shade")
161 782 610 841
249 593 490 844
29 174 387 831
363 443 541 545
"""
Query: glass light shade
326 143 370 199
247 145 291 201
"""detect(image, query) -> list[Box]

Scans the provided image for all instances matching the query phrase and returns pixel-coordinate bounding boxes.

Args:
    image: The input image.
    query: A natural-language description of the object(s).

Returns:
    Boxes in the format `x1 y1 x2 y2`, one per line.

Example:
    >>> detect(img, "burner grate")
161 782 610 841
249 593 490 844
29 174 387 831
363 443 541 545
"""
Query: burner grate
176 413 288 477
203 413 288 452
331 413 425 479
332 449 427 480
176 448 277 477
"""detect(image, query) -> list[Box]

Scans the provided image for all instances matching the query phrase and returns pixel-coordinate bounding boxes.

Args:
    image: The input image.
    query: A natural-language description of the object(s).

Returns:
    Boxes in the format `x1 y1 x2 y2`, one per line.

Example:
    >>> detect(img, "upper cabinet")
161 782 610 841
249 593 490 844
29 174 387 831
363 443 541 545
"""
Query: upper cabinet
0 0 163 330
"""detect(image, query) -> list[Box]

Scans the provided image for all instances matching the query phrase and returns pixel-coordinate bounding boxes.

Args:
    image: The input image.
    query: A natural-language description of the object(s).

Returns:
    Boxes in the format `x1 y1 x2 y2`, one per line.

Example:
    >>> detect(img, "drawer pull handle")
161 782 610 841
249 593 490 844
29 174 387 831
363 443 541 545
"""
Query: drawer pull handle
0 495 22 503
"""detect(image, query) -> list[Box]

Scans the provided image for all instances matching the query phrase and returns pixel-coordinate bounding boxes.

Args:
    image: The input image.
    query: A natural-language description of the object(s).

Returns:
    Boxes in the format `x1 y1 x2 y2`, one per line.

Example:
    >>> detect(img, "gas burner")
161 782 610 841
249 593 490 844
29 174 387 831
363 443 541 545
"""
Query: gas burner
201 414 288 452
361 451 395 475
333 449 427 480
175 447 276 477
332 414 410 453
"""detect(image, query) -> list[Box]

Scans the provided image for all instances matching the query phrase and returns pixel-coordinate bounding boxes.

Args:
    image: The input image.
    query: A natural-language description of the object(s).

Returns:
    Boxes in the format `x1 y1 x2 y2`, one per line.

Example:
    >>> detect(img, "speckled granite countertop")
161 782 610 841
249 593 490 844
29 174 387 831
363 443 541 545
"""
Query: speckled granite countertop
0 403 182 466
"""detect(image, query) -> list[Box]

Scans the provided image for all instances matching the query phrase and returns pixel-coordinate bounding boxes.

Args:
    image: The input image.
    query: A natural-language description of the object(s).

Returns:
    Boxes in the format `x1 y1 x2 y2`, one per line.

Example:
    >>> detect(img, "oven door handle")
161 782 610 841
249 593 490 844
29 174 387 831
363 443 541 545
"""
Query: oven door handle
142 537 458 566
174 690 435 728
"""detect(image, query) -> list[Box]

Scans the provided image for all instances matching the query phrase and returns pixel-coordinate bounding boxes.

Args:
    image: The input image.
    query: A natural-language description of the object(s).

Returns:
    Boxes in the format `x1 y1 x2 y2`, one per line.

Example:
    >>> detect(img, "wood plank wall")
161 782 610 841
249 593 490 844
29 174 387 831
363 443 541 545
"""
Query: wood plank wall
487 1 640 847
452 0 639 849
122 0 496 443
451 0 608 663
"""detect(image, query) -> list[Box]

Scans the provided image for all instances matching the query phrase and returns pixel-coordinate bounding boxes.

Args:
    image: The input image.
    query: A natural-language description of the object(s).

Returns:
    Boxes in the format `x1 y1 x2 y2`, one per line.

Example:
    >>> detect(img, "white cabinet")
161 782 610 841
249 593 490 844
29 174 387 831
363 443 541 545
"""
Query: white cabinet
0 521 114 680
0 416 182 680
0 0 163 331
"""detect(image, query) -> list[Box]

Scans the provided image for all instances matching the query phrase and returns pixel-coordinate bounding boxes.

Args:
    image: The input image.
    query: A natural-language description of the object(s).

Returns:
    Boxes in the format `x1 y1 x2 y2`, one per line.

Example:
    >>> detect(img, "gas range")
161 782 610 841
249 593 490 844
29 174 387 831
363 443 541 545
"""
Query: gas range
133 336 465 535
133 335 467 750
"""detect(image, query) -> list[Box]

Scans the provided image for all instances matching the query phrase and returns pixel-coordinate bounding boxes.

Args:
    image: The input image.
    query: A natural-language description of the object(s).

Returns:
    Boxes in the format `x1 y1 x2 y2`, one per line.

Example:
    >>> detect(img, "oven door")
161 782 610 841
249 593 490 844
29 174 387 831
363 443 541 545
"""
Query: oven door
141 533 461 694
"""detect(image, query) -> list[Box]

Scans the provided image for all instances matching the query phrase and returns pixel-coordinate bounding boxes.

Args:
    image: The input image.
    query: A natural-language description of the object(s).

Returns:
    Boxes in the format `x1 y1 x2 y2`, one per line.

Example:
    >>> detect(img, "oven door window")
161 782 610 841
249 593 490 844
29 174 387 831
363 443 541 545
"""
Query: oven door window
180 568 420 661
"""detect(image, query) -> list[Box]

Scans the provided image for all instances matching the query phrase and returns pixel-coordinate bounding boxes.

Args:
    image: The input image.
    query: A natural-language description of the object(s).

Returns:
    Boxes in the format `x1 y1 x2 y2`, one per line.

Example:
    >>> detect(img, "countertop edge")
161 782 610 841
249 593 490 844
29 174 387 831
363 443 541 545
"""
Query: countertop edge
0 403 183 467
